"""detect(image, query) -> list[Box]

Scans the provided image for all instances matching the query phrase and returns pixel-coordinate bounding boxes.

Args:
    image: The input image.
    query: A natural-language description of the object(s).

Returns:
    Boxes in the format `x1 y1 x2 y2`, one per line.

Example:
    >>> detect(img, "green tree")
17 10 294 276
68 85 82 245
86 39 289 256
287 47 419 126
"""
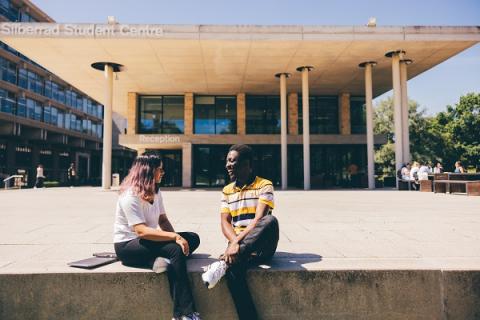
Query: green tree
435 93 480 170
373 92 480 174
373 96 438 174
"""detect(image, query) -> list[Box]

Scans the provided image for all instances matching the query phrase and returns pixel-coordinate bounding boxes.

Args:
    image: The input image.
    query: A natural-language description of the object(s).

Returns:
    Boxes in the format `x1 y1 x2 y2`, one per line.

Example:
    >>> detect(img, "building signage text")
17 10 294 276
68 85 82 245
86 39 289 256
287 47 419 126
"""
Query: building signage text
0 23 165 38
139 135 181 144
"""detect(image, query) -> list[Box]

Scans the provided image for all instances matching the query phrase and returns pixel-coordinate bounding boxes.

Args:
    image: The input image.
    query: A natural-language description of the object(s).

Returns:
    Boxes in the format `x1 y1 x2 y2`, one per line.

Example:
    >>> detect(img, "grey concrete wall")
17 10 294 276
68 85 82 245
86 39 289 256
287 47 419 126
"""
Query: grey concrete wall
1 270 479 320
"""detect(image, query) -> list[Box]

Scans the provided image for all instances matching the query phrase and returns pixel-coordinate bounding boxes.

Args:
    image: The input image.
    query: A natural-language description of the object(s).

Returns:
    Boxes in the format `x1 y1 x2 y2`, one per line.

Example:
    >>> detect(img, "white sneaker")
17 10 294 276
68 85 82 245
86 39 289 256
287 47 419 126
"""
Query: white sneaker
152 257 170 273
201 260 227 289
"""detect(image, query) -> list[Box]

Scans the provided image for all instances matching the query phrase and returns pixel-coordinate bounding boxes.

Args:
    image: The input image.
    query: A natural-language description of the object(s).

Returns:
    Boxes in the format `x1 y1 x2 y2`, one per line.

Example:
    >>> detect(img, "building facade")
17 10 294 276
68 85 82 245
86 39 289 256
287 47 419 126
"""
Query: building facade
1 23 477 189
122 92 378 189
0 0 134 187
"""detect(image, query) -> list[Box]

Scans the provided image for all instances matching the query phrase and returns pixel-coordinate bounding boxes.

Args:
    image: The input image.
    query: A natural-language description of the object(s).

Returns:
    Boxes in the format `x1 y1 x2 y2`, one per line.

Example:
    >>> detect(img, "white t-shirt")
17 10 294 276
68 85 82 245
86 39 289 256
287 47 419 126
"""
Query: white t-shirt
113 188 166 243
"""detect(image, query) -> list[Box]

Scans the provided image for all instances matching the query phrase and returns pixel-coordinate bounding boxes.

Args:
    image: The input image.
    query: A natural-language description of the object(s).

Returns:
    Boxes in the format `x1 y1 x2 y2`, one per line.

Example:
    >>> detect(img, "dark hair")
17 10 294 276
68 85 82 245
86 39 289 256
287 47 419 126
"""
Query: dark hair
120 153 162 201
229 144 254 165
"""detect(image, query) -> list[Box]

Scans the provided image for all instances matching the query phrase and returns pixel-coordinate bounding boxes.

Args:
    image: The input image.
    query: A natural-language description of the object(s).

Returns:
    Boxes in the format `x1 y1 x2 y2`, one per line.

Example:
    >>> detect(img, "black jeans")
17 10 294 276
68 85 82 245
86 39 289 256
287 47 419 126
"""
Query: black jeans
35 177 44 188
114 232 200 318
227 215 279 320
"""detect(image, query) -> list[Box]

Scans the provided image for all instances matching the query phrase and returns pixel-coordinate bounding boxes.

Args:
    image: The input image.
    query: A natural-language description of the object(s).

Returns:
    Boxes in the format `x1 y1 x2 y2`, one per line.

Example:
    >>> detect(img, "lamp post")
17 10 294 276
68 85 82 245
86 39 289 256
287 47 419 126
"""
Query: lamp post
91 62 124 189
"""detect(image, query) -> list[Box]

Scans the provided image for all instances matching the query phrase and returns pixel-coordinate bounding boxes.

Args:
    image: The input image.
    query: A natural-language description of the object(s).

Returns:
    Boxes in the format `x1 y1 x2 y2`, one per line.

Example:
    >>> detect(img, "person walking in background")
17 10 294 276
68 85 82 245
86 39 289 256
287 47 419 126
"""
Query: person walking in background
114 154 202 320
201 144 279 320
34 164 45 188
454 161 465 173
67 163 76 187
433 162 444 174
347 163 360 188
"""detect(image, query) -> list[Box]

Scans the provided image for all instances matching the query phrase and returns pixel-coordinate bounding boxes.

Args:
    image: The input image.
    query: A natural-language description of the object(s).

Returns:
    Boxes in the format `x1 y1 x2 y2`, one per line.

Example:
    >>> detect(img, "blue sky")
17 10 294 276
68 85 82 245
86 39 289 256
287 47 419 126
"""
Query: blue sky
32 0 480 115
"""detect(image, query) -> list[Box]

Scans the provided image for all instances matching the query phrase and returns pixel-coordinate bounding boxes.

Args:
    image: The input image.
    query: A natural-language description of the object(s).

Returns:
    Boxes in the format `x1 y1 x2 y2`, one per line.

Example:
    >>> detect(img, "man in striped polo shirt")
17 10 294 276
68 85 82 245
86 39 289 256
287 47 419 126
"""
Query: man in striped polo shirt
202 144 279 320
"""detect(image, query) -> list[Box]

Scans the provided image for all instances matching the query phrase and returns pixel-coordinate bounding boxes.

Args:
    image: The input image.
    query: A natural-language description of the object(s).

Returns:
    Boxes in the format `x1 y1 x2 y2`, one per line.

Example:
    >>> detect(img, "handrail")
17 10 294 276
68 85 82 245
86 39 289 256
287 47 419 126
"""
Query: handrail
3 175 23 182
3 175 24 190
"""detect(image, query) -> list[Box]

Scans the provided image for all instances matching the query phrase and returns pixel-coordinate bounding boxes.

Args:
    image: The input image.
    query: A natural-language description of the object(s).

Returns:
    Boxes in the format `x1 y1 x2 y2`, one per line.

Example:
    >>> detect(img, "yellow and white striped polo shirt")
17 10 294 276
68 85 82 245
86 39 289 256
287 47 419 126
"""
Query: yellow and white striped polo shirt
221 176 274 234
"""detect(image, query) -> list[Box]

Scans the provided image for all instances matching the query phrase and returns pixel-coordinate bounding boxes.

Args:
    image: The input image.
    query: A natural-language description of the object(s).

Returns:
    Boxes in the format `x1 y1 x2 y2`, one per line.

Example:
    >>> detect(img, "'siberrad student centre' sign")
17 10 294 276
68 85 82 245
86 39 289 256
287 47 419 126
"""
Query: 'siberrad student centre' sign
0 23 165 38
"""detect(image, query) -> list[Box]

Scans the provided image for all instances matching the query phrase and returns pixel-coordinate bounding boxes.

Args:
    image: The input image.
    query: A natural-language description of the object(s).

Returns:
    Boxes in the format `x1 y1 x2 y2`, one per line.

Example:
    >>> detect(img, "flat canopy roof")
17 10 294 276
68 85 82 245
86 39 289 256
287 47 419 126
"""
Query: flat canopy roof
1 23 479 117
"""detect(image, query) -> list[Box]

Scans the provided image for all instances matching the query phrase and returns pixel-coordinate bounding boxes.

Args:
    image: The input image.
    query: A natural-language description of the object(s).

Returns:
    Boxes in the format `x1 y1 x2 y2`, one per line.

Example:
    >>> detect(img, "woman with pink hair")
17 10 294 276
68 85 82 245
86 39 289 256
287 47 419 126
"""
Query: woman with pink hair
113 153 201 320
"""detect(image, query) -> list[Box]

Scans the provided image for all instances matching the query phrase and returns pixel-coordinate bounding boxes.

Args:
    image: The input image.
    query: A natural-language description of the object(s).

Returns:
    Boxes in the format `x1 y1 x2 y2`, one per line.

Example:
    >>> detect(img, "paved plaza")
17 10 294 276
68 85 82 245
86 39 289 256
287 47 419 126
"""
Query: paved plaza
1 187 479 274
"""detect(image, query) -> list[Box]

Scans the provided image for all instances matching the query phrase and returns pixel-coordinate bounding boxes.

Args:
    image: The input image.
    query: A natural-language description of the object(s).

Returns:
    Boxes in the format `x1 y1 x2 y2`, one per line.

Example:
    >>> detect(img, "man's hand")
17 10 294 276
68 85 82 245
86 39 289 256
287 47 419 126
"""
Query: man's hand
223 242 240 264
175 235 190 256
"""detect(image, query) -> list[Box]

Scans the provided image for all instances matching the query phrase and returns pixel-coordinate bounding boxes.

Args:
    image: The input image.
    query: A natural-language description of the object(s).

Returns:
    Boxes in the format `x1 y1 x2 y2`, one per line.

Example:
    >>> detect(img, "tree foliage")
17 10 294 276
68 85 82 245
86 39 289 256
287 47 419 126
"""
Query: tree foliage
373 92 480 175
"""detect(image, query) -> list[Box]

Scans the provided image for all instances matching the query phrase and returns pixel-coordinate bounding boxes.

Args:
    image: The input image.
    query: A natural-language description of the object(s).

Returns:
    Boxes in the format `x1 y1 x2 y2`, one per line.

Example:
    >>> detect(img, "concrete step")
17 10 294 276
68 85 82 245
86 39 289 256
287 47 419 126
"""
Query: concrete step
1 268 479 320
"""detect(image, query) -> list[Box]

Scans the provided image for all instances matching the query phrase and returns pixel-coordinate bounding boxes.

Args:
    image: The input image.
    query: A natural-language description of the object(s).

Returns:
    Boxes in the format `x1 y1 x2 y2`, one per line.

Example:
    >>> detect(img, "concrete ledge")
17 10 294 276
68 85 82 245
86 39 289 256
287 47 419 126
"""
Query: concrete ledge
1 269 479 320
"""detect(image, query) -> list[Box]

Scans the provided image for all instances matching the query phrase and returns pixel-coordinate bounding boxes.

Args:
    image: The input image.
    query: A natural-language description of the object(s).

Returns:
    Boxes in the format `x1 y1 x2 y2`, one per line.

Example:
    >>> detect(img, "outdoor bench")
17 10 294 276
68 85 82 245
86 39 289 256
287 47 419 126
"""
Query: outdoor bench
398 179 418 191
433 180 480 196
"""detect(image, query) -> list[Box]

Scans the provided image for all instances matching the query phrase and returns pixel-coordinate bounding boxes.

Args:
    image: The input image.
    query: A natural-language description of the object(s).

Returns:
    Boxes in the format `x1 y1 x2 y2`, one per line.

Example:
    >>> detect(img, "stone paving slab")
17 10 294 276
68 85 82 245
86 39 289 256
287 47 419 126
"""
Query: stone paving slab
0 187 479 274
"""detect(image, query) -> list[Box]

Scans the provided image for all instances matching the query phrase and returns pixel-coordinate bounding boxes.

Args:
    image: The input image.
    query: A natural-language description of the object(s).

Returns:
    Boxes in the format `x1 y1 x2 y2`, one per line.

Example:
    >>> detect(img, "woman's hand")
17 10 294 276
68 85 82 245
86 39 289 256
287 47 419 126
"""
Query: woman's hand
223 242 239 264
175 234 190 256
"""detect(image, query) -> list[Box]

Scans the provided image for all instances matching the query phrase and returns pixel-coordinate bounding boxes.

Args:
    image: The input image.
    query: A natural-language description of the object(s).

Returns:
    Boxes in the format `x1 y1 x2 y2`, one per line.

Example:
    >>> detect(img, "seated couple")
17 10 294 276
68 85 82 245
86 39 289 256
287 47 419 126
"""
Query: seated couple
113 144 279 320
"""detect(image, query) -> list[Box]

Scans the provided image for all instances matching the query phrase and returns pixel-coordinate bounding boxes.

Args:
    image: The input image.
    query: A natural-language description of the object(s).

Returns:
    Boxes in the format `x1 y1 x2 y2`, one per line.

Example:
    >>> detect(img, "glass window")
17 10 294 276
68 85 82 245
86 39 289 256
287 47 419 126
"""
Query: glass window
44 80 52 98
44 105 51 124
350 96 366 134
16 96 26 117
139 95 184 134
194 96 215 134
162 96 184 134
193 145 230 187
76 95 83 110
0 88 15 114
34 100 42 121
194 96 237 134
246 96 280 134
0 57 17 84
298 96 339 134
20 11 36 22
57 110 64 128
18 68 27 89
70 114 77 131
26 99 35 120
66 90 72 107
64 113 70 130
97 123 102 138
51 107 58 125
0 0 19 21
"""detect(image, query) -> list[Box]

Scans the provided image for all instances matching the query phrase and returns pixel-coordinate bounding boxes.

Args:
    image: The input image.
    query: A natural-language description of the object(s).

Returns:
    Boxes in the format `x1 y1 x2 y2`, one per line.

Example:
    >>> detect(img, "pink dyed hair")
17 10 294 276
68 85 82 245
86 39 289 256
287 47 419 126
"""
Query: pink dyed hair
120 154 162 201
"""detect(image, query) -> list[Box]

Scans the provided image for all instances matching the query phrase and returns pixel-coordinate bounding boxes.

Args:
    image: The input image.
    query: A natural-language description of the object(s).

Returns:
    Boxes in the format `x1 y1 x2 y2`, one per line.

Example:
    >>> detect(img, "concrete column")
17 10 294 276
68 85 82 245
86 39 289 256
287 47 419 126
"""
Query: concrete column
182 143 192 188
276 73 290 190
237 93 246 135
52 150 60 181
360 61 377 190
297 66 314 190
184 93 194 135
287 93 298 135
6 141 16 173
386 51 404 187
339 93 351 135
400 60 412 164
102 64 113 189
127 92 137 135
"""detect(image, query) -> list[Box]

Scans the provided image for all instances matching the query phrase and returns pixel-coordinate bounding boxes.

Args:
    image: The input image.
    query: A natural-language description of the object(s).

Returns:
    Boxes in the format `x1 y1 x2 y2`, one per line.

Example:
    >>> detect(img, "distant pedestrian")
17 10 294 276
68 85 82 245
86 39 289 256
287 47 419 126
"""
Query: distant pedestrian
454 161 465 173
67 163 76 187
433 162 443 174
34 164 45 188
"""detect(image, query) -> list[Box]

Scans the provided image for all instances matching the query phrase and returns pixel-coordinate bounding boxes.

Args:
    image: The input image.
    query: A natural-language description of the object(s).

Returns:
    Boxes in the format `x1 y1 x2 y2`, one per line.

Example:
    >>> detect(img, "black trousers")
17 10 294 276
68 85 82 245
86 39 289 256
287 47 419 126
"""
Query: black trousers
35 177 44 188
114 232 200 318
227 215 279 320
